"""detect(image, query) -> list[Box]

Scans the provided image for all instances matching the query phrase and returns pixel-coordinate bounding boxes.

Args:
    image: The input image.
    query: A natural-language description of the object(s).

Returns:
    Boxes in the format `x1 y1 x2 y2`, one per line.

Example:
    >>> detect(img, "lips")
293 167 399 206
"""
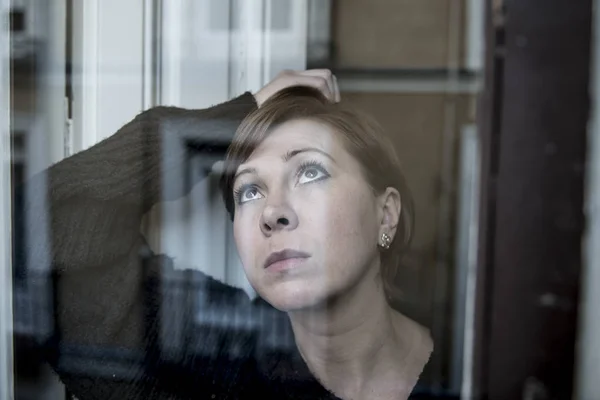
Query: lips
264 249 311 269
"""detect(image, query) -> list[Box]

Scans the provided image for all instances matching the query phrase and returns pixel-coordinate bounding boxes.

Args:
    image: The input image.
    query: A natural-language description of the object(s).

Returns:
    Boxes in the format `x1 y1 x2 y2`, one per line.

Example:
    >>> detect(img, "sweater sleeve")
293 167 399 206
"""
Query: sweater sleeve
17 93 257 397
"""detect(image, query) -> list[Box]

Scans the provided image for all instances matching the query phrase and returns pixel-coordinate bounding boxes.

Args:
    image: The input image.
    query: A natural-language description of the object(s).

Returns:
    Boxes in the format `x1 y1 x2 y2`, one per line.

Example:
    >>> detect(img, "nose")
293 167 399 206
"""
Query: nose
260 203 299 235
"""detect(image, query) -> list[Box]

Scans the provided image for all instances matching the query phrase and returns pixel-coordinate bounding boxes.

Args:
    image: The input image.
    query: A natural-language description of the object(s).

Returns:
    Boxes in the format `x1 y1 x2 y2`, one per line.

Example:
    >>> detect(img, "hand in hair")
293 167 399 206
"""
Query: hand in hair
254 69 340 106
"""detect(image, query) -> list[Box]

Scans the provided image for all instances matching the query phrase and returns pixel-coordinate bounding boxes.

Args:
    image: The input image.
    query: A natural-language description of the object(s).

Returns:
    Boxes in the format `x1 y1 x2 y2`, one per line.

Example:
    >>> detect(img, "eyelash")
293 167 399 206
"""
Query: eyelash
296 159 329 181
233 183 258 205
233 159 330 205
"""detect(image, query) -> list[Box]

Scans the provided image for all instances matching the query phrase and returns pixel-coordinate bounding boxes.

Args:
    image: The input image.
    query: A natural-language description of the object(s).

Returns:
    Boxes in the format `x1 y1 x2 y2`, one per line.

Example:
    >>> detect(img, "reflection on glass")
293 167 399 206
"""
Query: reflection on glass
7 1 485 399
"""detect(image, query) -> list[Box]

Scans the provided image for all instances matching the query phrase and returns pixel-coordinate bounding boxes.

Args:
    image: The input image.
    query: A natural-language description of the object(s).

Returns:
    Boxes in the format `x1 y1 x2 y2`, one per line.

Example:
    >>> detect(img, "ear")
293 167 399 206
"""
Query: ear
377 187 402 241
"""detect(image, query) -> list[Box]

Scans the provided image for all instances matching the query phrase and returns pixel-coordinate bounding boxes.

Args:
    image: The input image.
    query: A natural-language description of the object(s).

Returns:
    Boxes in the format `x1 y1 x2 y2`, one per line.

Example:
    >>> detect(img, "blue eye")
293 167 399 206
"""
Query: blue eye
297 161 330 184
233 184 263 205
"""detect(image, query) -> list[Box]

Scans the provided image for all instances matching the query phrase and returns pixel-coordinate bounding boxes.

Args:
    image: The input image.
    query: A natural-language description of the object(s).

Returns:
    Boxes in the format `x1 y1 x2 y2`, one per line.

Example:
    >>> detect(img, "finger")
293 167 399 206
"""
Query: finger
299 69 333 79
332 75 341 102
323 77 335 101
300 70 335 100
292 75 334 101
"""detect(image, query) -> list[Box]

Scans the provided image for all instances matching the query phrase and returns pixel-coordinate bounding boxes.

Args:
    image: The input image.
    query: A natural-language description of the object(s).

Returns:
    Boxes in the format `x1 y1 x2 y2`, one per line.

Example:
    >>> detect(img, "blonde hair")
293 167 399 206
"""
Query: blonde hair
220 86 414 302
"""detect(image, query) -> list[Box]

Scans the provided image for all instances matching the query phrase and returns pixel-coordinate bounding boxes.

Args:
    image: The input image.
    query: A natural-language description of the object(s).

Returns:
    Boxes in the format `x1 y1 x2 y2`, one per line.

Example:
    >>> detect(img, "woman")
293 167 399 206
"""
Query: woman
22 70 432 399
221 85 432 400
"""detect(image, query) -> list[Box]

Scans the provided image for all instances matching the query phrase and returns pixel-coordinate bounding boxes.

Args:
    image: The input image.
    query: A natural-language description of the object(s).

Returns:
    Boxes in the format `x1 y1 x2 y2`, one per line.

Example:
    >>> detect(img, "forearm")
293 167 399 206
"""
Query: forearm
46 92 257 210
19 93 256 275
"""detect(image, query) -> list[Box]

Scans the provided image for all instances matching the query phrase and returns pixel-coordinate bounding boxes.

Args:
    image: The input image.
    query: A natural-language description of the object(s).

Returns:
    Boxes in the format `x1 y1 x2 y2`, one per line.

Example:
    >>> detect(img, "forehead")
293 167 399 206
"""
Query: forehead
245 119 341 162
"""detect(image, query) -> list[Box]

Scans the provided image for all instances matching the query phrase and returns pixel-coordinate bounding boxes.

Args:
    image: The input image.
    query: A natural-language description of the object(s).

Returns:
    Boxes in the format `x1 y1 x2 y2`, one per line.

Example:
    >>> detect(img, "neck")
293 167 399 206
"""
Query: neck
288 266 411 396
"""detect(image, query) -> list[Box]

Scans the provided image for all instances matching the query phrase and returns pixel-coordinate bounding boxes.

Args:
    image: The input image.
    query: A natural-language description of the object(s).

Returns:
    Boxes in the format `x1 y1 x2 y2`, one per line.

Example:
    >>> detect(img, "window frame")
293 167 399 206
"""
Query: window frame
0 0 14 397
69 0 308 290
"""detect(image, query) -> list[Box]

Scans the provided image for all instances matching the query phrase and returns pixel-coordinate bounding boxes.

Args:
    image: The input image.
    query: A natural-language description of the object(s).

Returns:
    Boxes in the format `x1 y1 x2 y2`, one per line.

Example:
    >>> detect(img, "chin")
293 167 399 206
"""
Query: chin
258 280 331 312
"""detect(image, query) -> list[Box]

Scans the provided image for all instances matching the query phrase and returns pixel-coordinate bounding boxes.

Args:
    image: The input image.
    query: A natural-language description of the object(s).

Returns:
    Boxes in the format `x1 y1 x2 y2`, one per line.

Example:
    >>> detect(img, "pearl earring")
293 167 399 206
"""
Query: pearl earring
379 233 392 250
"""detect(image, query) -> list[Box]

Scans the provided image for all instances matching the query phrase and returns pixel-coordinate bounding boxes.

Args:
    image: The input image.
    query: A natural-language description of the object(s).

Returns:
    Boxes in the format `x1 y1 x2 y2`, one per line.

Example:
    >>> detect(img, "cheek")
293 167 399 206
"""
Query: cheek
233 213 259 275
334 202 376 252
311 184 380 268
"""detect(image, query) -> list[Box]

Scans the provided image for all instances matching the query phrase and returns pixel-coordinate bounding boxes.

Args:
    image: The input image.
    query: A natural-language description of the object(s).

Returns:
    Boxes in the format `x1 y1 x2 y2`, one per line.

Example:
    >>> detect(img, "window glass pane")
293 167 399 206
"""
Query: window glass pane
17 1 600 400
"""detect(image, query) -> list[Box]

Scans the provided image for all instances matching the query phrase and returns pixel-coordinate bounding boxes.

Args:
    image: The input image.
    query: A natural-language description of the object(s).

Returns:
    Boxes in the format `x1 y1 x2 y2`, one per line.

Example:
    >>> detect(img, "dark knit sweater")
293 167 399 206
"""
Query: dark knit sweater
18 93 428 399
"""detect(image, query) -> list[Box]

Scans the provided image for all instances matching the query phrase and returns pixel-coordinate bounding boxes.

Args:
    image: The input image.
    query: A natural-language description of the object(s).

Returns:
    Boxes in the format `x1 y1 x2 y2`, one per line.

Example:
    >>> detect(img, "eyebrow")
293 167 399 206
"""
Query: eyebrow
233 147 335 184
283 147 335 163
233 167 257 183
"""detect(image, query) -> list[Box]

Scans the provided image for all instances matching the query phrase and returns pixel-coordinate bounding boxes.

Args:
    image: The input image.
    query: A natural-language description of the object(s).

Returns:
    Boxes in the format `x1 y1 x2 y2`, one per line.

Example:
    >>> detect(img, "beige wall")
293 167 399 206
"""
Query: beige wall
343 91 475 386
331 8 478 379
332 0 466 69
343 92 472 311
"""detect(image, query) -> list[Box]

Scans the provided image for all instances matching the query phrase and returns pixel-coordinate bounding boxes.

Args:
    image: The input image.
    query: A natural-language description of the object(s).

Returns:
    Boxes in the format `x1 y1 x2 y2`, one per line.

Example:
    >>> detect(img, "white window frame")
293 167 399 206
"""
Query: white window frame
11 1 69 398
71 0 146 151
306 0 332 66
153 0 307 295
450 125 480 399
161 0 308 106
70 0 308 361
0 0 13 398
465 0 484 72
72 0 308 146
70 0 308 293
575 0 600 397
43 0 67 165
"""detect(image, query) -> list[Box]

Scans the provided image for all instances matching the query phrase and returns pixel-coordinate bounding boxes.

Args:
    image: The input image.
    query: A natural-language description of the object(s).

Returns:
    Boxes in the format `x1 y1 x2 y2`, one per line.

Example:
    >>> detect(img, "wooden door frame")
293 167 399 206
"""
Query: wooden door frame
472 1 592 398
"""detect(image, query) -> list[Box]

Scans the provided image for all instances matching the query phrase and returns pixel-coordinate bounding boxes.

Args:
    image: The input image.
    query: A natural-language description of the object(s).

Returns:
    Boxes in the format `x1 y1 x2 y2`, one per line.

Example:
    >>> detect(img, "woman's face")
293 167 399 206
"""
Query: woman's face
232 119 386 311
